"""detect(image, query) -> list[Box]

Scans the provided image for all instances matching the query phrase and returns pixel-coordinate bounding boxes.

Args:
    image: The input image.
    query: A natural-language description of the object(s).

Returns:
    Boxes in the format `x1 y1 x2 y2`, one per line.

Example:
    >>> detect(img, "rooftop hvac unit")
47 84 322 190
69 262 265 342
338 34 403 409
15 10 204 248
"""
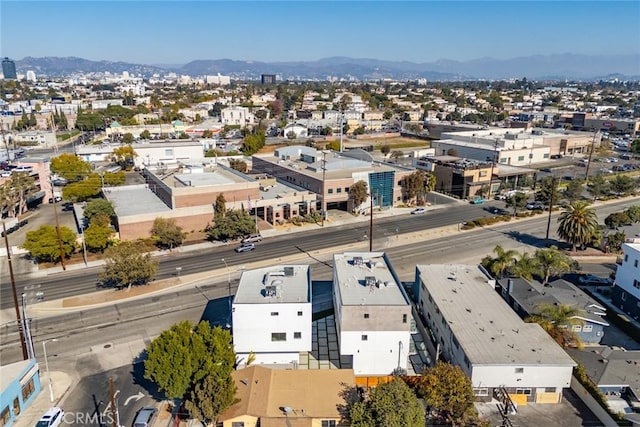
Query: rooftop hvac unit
284 267 294 276
365 276 377 287
353 256 364 265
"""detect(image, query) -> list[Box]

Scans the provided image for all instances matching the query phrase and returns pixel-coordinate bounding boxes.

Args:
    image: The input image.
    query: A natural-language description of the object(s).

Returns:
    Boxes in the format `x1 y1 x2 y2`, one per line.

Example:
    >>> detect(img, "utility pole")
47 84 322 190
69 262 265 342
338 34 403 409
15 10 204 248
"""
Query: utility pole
321 150 327 227
51 178 66 271
339 110 344 153
108 377 118 427
584 130 598 181
486 139 500 199
3 221 28 360
369 192 374 252
545 176 557 246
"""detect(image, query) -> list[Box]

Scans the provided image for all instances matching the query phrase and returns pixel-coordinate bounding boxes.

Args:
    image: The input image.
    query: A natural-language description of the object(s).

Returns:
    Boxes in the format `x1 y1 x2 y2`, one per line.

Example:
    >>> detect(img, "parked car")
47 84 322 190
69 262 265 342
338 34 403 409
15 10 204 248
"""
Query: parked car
577 274 613 286
133 407 157 427
36 407 64 427
526 201 545 210
411 207 427 214
241 233 262 243
470 196 484 205
550 154 563 159
494 194 507 200
235 243 256 253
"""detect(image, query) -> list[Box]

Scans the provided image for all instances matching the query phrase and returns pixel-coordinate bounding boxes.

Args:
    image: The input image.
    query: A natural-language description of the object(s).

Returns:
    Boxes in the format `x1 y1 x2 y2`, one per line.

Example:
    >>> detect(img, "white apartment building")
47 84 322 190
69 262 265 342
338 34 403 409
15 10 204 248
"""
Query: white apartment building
76 141 203 168
415 265 576 405
333 252 412 376
220 106 255 128
612 243 640 321
233 265 312 366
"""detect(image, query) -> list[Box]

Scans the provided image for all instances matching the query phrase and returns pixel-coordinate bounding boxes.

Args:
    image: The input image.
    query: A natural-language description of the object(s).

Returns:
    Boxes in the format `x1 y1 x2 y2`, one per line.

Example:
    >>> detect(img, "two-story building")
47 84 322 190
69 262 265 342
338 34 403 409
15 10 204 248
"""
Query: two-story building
233 265 312 366
332 252 412 376
612 242 640 321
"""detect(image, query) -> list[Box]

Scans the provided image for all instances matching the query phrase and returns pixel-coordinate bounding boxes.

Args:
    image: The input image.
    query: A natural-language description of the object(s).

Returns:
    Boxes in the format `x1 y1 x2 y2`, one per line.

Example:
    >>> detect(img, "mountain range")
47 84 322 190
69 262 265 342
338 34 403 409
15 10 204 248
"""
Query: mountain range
14 54 640 81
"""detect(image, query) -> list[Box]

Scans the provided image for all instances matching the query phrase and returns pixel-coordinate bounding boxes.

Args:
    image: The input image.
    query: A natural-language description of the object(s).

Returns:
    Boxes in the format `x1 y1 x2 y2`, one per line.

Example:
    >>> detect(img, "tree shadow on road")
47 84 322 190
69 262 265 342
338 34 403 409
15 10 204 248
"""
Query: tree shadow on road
503 229 564 249
131 352 164 401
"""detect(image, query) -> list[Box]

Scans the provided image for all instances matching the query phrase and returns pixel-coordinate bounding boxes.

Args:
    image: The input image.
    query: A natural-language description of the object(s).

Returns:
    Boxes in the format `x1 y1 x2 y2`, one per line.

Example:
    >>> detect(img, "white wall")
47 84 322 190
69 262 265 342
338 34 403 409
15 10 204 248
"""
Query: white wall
472 365 573 389
340 330 409 376
233 302 312 364
135 145 204 168
616 244 640 300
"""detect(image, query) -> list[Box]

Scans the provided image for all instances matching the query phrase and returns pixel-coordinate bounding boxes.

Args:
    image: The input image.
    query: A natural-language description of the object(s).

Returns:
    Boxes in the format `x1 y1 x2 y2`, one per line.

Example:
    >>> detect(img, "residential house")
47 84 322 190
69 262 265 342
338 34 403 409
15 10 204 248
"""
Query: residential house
611 243 640 321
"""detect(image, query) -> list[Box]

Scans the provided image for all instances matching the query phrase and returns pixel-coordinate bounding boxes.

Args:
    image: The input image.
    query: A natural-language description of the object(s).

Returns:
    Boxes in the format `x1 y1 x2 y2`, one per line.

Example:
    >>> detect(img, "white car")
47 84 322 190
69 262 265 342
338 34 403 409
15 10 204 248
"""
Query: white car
36 407 64 427
411 208 427 215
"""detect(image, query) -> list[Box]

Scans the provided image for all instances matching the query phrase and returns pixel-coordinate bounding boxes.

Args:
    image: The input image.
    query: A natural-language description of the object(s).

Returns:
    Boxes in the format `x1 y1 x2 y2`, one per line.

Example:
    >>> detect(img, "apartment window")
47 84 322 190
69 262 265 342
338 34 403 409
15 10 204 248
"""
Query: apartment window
515 368 524 374
634 280 640 289
635 259 638 268
271 333 286 342
625 254 629 262
21 378 35 401
337 188 342 193
500 157 507 163
518 156 525 161
294 332 302 339
297 311 303 316
403 314 407 324
544 387 557 393
622 292 627 301
513 301 519 311
364 313 370 319
321 421 337 427
572 325 582 332
232 422 245 427
515 388 532 395
344 187 349 193
12 398 20 416
583 324 593 332
479 171 487 177
165 148 174 156
474 388 489 396
1 406 10 426
328 188 334 194
270 312 279 316
361 334 368 341
543 153 550 159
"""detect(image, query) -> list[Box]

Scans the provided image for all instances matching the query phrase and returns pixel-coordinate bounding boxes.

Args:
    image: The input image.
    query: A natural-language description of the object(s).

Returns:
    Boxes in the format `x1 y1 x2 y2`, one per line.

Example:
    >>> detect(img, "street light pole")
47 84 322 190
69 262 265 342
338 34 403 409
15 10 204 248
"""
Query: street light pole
21 293 35 359
221 258 231 326
42 339 58 402
80 223 88 267
2 221 28 360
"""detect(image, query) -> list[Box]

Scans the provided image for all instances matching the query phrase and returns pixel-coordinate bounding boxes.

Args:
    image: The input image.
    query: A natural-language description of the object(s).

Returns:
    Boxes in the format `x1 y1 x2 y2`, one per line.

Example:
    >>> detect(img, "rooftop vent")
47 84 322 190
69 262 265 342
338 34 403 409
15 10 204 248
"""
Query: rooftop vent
284 267 294 276
365 276 377 287
353 256 364 266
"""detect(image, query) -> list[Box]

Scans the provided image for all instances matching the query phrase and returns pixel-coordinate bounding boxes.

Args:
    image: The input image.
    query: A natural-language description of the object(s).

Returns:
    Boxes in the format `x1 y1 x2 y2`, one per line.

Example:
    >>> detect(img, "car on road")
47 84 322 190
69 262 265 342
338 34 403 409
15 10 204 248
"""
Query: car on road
550 154 563 159
577 274 613 286
241 233 262 243
494 194 507 200
526 201 545 210
36 407 64 427
133 407 157 427
411 207 427 214
470 196 484 205
235 242 256 253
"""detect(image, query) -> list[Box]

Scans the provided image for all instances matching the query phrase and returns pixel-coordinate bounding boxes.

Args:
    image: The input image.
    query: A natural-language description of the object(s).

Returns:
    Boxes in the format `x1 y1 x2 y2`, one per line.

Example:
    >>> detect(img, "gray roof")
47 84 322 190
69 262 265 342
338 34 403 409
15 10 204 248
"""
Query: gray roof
174 170 235 186
498 278 608 326
568 347 640 399
333 252 410 307
234 265 311 304
104 184 171 217
418 265 576 367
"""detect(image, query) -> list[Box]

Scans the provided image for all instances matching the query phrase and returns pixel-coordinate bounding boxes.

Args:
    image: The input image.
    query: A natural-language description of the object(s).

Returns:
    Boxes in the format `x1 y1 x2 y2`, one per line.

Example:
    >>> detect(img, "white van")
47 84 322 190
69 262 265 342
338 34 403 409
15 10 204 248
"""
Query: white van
11 165 33 173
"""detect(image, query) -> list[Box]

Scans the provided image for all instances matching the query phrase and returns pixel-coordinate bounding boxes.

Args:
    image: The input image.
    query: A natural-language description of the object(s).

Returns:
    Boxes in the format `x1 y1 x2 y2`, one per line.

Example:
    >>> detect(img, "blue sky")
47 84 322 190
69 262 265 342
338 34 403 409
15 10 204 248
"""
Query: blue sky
1 1 639 64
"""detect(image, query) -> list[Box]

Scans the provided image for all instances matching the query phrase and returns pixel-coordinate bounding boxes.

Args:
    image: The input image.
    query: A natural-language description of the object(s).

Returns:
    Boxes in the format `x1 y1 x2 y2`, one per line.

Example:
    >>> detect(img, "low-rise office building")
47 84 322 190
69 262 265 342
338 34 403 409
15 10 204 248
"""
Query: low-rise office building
611 243 640 321
332 252 412 376
0 359 41 427
233 265 312 366
415 265 576 404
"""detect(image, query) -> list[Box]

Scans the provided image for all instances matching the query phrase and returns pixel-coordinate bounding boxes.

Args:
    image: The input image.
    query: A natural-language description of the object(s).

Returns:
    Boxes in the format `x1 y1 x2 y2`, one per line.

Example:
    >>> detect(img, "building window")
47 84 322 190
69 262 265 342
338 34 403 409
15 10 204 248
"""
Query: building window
517 156 525 161
515 368 524 374
513 302 519 311
622 292 627 301
321 421 337 427
403 314 407 323
634 280 640 289
164 148 174 156
328 188 334 194
364 313 369 319
271 333 286 342
515 388 532 395
1 407 10 426
294 332 302 339
21 378 35 401
337 188 342 193
232 422 245 427
297 311 303 316
344 187 349 193
543 153 550 159
474 388 489 396
361 335 368 341
12 398 20 416
544 387 557 393
271 312 279 316
572 325 582 332
625 254 629 262
583 324 593 332
635 260 639 268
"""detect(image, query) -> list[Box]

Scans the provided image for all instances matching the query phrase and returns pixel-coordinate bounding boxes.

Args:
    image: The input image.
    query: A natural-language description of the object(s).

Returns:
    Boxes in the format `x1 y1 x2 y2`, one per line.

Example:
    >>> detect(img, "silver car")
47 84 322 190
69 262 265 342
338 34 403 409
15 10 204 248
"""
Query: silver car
133 407 157 427
235 243 255 253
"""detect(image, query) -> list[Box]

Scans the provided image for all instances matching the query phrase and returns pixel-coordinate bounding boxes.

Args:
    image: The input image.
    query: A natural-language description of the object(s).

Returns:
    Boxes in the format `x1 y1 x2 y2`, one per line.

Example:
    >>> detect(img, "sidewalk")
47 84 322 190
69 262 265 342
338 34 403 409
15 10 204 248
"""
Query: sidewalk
11 371 73 427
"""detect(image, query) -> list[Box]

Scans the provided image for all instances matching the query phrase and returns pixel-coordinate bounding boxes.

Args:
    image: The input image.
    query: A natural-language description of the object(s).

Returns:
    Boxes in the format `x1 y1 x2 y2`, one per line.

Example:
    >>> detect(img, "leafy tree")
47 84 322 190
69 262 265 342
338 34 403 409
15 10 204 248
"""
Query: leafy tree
121 133 134 144
325 140 341 151
508 252 538 281
21 225 76 263
206 209 256 241
605 211 631 229
151 217 186 249
241 132 266 155
228 159 248 173
610 175 635 195
506 191 528 216
84 216 114 252
380 144 391 156
446 148 458 157
586 174 610 200
51 153 92 182
140 129 151 140
525 303 584 348
100 241 158 290
0 172 36 218
390 150 404 161
62 174 102 202
145 321 236 403
286 130 296 139
563 179 584 202
630 138 640 154
625 205 640 223
214 193 226 220
112 144 137 169
534 246 575 286
349 180 369 210
606 231 626 253
557 201 599 252
415 362 476 426
103 171 126 186
483 245 518 278
84 198 115 223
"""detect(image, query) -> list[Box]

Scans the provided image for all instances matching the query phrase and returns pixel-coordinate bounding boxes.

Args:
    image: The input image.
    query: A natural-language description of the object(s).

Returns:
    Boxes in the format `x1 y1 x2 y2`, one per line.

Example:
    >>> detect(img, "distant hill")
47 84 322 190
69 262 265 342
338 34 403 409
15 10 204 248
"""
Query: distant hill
14 54 640 80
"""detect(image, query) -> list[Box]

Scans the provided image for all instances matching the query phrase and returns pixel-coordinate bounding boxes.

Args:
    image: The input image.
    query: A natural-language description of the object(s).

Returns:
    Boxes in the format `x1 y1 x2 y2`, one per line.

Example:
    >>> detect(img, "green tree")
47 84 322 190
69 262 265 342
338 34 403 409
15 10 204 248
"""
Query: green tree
586 174 610 200
534 246 574 286
84 198 115 223
144 321 236 402
112 144 137 169
21 225 76 263
140 129 151 140
508 252 538 281
206 209 256 241
151 217 186 249
349 180 369 211
606 231 626 253
84 216 114 252
241 132 266 155
416 362 476 426
390 150 404 162
214 193 226 220
625 205 640 223
484 245 518 279
325 140 341 151
446 148 458 157
400 171 433 204
563 179 584 202
630 138 640 154
610 175 635 195
50 153 92 182
380 144 391 156
557 201 599 252
525 303 584 348
0 172 36 218
62 174 102 202
228 159 248 173
605 211 631 229
506 192 528 216
202 130 213 139
535 176 556 205
100 241 158 290
121 133 134 144
103 171 126 186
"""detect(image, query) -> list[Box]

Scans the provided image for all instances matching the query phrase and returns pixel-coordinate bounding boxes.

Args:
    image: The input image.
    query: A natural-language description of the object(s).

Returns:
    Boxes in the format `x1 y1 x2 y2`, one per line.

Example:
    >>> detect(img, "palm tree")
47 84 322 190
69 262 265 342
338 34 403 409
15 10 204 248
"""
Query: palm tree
534 246 574 286
508 252 538 280
487 245 518 278
557 201 599 252
525 303 584 348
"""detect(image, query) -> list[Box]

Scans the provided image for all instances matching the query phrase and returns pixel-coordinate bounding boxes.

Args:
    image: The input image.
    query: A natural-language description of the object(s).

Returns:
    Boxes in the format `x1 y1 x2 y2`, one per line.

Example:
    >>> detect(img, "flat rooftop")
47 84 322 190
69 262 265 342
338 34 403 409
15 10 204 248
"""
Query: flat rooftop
333 252 409 306
159 165 254 187
234 265 310 304
104 184 171 217
418 264 576 367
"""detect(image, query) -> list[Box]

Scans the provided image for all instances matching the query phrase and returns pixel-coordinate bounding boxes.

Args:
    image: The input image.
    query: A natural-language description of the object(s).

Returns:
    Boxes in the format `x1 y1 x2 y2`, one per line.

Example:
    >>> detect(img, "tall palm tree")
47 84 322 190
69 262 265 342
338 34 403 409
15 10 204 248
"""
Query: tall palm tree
525 303 584 349
508 252 538 280
488 245 518 278
534 246 574 286
557 201 599 252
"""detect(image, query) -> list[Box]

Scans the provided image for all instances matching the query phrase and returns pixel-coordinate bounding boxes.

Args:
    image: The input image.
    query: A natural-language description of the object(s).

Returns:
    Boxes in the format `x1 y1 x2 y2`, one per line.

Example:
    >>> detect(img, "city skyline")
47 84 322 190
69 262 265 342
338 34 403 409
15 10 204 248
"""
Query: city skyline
2 1 639 65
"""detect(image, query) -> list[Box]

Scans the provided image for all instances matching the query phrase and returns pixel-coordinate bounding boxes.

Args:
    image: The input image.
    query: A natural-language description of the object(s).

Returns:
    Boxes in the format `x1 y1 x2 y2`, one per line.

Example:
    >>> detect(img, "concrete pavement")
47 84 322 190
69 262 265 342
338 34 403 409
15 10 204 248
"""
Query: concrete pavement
11 371 73 427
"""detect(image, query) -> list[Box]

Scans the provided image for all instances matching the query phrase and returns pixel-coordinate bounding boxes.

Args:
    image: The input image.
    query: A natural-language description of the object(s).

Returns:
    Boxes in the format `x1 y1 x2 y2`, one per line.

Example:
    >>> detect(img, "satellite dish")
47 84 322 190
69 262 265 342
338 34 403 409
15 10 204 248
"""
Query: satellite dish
283 406 292 414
